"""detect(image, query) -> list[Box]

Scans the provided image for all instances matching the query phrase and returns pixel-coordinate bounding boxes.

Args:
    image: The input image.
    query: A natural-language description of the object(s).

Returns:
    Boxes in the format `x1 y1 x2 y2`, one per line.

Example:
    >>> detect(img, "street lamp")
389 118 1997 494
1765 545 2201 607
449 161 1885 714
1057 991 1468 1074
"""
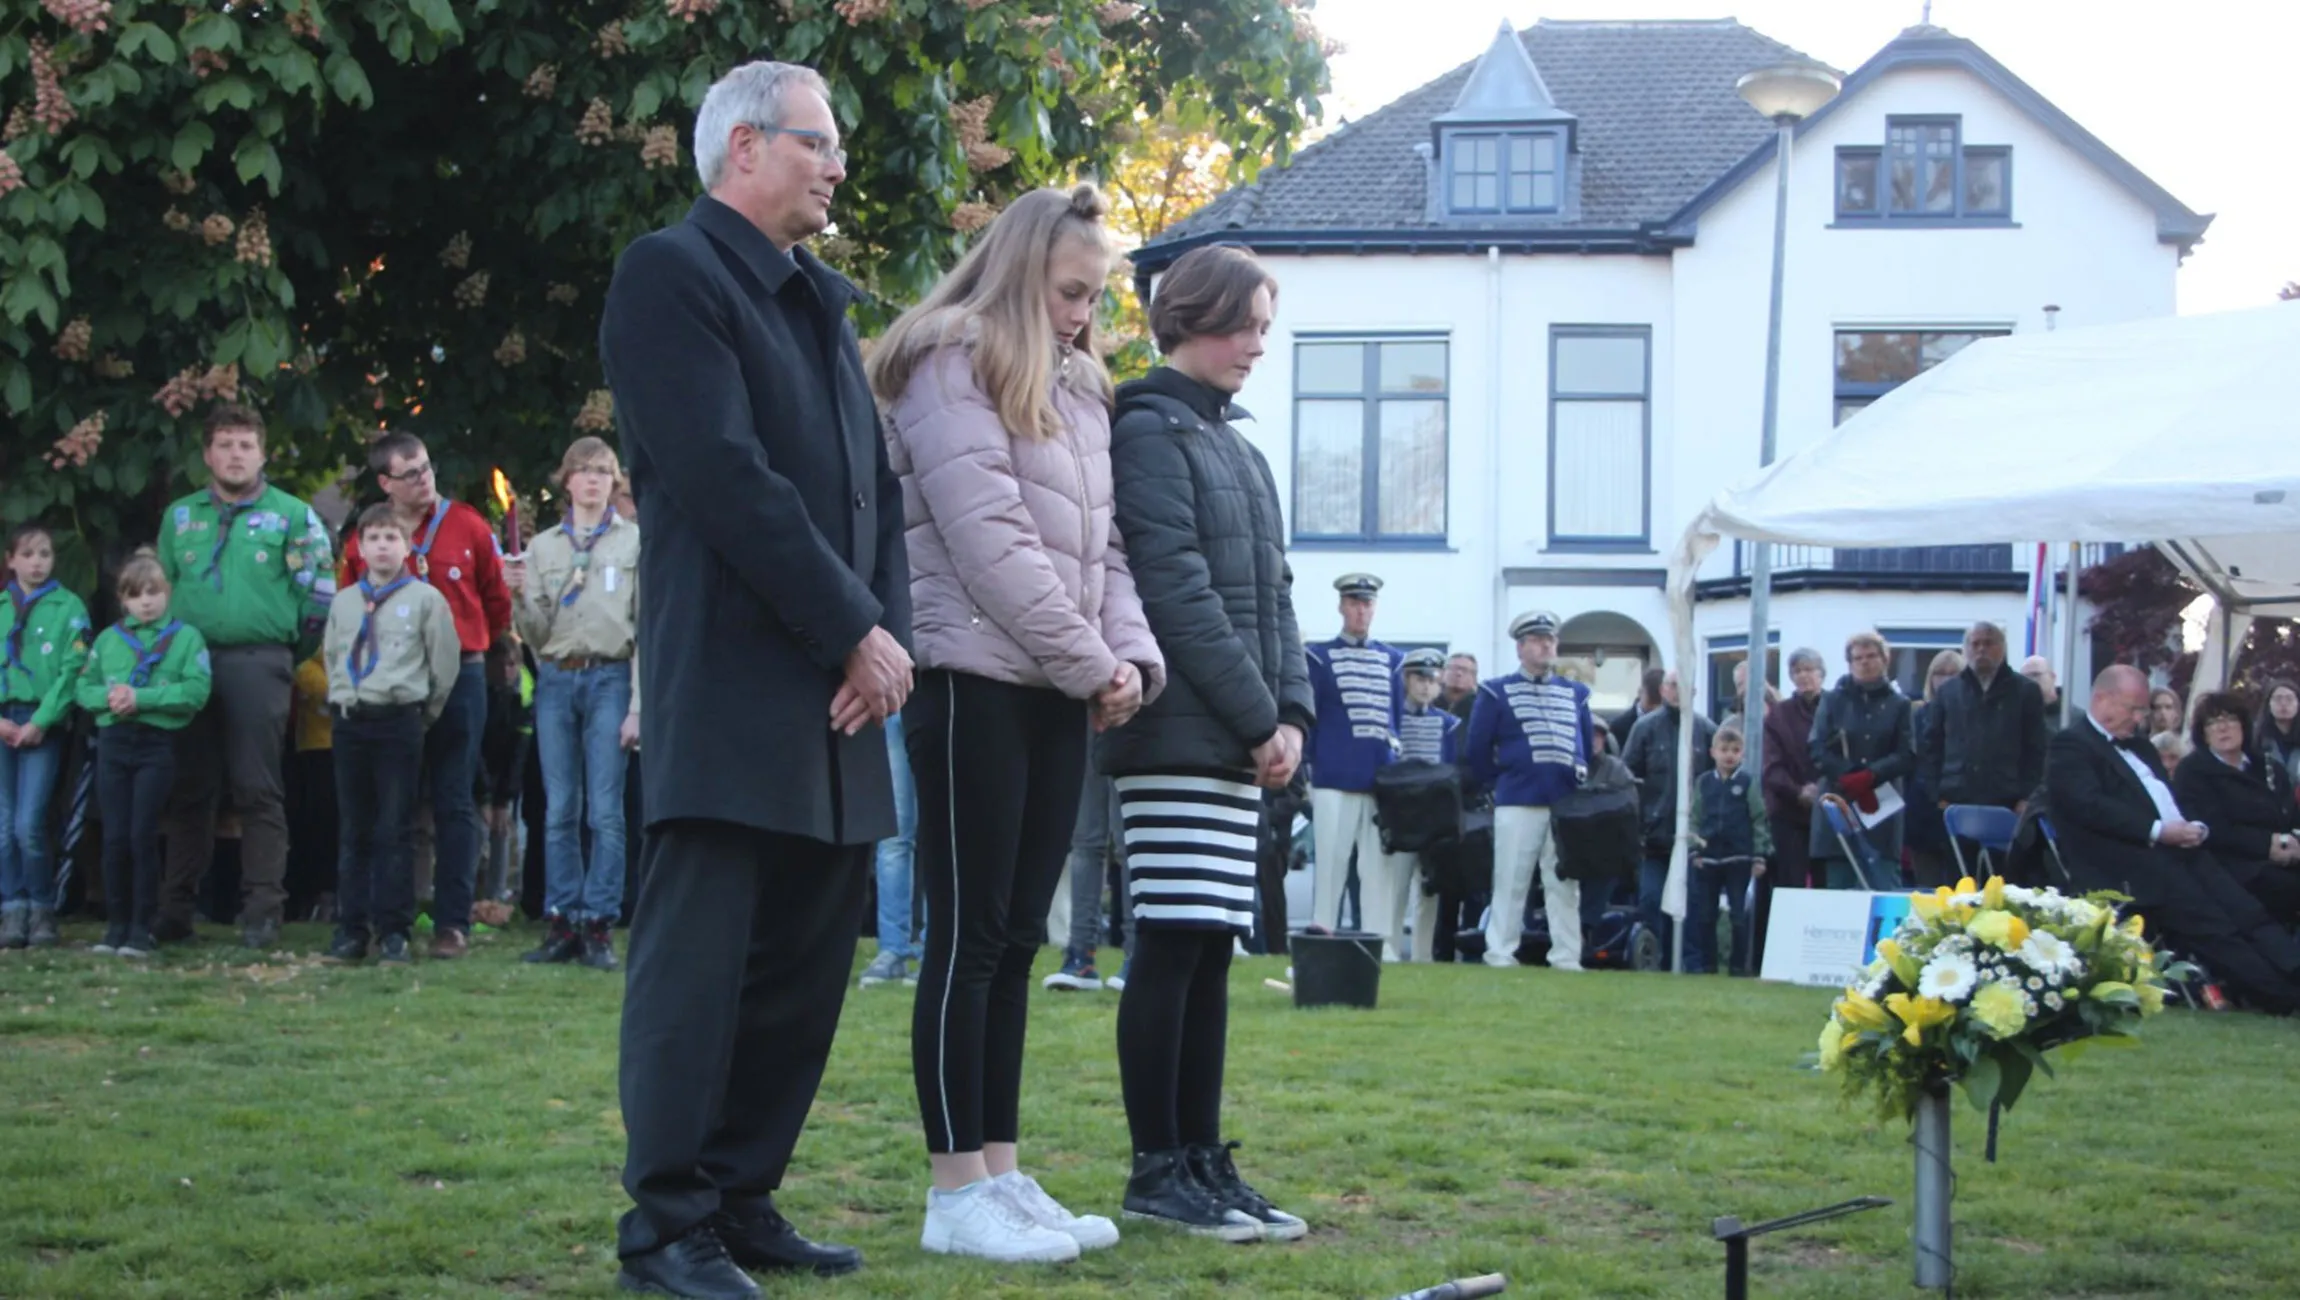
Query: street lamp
1732 61 1839 774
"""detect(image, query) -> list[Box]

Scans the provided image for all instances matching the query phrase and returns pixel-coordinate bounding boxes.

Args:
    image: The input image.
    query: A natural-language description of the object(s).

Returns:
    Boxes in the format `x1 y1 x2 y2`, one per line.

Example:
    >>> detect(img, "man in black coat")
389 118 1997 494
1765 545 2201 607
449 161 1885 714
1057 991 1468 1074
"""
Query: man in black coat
2044 665 2300 1015
1920 620 2048 822
599 62 911 1299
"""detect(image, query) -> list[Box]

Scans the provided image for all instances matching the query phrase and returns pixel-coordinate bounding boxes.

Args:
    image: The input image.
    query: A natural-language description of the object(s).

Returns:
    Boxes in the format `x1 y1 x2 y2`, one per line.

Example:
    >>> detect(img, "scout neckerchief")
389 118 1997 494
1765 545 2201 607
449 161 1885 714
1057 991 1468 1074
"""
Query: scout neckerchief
3 579 58 691
407 500 451 582
348 573 418 687
206 480 269 589
556 509 616 608
114 618 184 688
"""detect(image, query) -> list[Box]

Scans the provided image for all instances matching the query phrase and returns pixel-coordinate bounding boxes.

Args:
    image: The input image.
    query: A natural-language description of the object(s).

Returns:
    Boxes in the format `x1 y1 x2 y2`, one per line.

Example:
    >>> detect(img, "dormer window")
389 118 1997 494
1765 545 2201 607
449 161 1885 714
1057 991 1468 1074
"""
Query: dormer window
1448 131 1562 215
1836 115 2011 223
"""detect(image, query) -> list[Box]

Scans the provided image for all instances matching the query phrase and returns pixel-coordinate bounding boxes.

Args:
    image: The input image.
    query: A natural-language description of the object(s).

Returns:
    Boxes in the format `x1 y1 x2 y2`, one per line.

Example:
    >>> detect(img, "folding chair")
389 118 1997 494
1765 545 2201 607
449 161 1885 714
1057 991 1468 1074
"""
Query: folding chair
1819 796 1882 891
2033 814 2074 887
1942 804 2020 879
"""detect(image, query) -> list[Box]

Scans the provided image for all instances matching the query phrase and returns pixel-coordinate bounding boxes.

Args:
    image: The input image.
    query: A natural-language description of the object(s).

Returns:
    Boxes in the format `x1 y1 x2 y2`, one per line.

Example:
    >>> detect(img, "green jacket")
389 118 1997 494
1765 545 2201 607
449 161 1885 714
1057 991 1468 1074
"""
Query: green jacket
1 581 92 729
76 616 213 730
159 482 335 652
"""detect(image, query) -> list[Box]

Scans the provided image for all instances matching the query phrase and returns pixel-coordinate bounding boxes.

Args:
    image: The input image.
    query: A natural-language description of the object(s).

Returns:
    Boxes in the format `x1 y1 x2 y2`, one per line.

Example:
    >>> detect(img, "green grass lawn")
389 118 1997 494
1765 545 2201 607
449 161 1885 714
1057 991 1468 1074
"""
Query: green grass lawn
3 922 2297 1299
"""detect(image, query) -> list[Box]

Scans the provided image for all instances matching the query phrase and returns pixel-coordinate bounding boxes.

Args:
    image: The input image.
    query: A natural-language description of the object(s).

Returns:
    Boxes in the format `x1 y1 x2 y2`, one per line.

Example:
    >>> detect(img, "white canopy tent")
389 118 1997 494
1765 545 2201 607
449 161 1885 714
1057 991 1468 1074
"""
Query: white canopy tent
1659 300 2300 928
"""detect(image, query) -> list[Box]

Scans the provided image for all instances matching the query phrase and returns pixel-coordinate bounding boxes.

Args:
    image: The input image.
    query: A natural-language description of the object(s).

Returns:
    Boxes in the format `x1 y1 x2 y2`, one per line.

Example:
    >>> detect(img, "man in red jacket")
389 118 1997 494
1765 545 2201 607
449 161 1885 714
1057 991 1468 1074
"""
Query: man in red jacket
341 431 511 958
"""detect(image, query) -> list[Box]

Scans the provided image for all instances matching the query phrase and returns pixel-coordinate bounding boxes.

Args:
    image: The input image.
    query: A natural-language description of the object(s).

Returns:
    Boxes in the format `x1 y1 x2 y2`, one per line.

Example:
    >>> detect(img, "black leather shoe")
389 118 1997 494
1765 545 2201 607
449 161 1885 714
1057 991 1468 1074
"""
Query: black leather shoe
710 1203 862 1277
617 1229 760 1299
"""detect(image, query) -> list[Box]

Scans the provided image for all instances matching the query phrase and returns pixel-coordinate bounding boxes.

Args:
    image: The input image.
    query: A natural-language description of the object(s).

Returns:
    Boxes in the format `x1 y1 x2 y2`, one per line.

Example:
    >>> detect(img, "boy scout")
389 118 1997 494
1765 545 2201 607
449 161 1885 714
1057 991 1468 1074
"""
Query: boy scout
323 505 462 965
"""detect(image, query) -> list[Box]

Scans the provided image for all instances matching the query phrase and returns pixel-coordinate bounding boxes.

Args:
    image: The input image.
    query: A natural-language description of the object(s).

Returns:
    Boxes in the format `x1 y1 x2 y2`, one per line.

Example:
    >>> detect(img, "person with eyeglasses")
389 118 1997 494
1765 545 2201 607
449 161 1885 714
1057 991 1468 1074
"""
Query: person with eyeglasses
339 429 512 961
600 61 912 1299
153 402 336 951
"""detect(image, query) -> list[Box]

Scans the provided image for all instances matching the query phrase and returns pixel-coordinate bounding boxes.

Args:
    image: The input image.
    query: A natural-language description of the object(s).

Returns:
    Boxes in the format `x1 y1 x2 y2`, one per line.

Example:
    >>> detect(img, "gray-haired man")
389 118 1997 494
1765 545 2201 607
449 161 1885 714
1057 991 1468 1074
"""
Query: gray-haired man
602 62 912 1299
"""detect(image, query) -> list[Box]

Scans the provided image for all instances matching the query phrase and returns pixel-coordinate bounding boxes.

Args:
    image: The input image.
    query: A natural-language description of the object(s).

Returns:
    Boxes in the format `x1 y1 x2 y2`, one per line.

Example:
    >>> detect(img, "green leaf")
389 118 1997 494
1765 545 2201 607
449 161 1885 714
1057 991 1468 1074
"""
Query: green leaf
630 79 664 123
77 186 105 231
1995 1048 2036 1112
121 21 179 64
235 136 281 191
171 122 216 172
410 0 462 38
182 12 241 53
325 53 375 108
244 317 285 376
194 76 258 113
92 462 114 492
2 363 29 415
215 318 253 367
1958 1056 2001 1113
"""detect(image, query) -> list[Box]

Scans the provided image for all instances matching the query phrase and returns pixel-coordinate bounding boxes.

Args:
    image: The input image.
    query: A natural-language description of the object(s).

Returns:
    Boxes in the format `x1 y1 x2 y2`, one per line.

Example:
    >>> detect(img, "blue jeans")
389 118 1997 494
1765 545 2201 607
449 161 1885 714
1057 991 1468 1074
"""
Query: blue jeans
425 660 487 931
0 701 64 911
537 660 632 922
1685 857 1755 975
1638 856 1675 972
873 711 919 959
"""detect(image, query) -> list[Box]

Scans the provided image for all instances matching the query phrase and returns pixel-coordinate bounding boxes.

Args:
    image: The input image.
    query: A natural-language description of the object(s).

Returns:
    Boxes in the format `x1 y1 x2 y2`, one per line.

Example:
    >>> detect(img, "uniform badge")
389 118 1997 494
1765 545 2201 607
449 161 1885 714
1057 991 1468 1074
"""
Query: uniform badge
286 553 304 572
183 551 196 565
448 566 462 581
255 551 268 564
40 642 52 656
176 506 191 530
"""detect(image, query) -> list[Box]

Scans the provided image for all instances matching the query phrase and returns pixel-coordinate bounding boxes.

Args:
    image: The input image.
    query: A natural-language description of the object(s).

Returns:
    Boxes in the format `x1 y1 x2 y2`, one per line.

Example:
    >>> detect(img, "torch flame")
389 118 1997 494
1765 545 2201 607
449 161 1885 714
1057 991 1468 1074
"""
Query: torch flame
490 467 513 513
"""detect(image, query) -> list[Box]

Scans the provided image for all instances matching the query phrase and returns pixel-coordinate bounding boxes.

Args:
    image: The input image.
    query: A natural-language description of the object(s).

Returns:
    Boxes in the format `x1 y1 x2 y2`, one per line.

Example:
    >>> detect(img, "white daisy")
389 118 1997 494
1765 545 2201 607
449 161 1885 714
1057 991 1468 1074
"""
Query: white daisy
1918 951 1980 1003
2044 991 2065 1011
2017 930 2085 980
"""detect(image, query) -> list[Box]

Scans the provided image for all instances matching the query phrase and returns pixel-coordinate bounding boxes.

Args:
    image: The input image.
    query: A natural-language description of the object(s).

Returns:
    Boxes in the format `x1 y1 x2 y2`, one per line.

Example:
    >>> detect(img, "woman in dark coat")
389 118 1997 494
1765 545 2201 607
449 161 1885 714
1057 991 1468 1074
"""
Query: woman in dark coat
1807 630 1916 889
2173 691 2300 925
1101 245 1313 1244
2254 680 2300 791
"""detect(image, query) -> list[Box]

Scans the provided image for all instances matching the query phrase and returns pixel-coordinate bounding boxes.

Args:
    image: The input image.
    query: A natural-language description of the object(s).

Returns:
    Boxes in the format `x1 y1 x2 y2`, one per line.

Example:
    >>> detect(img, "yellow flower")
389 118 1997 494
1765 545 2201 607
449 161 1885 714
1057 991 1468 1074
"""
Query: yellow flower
2122 913 2148 939
1875 938 1923 987
1967 909 2032 951
1836 991 1892 1033
1955 876 1979 896
1982 876 2007 910
2137 982 2165 1015
1912 891 1946 922
1969 981 2029 1038
1818 1020 1850 1070
1884 992 1956 1046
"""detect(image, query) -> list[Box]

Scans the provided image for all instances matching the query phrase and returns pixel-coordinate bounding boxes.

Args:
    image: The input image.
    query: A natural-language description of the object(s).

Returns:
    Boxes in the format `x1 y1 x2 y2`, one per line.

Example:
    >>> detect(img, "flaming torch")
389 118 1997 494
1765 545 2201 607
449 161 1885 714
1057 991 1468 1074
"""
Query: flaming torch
491 467 521 556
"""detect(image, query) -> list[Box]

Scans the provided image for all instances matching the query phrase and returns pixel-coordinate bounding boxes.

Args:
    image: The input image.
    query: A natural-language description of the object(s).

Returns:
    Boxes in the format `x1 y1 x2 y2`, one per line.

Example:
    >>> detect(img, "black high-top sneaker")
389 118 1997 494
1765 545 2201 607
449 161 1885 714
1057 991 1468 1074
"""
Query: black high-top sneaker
1119 1149 1259 1242
579 918 620 971
522 914 581 964
1188 1141 1307 1241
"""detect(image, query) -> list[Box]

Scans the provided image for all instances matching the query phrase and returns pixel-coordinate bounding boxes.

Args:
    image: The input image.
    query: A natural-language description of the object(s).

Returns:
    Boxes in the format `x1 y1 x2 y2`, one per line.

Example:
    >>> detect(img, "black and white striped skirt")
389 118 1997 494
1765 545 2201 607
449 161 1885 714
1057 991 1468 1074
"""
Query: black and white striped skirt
1115 771 1262 936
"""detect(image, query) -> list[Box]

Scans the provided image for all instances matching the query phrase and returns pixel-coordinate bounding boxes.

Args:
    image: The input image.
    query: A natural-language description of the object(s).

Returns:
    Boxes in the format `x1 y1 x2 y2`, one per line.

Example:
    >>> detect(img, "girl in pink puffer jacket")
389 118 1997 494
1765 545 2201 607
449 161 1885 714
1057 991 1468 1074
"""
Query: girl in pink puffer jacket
866 183 1164 1265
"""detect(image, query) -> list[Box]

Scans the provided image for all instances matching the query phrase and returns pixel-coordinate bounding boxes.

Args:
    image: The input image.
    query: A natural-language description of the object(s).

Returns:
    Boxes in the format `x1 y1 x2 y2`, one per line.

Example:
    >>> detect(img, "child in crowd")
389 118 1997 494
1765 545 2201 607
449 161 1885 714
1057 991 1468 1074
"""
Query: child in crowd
288 647 338 922
476 639 533 911
0 524 90 948
1687 725 1772 976
323 505 462 966
80 550 211 957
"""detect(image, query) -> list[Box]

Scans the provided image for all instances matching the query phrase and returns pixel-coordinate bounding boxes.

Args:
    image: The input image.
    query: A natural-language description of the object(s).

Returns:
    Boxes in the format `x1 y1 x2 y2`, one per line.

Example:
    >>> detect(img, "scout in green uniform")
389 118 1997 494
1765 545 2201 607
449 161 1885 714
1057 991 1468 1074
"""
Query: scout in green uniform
0 524 91 948
154 402 335 950
78 551 212 957
322 504 461 966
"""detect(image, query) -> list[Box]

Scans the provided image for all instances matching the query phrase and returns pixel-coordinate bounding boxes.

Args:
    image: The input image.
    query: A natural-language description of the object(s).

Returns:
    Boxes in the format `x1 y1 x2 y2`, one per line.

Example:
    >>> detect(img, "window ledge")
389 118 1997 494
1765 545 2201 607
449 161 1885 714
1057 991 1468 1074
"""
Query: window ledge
1541 540 1656 556
1290 538 1457 553
1828 218 2020 230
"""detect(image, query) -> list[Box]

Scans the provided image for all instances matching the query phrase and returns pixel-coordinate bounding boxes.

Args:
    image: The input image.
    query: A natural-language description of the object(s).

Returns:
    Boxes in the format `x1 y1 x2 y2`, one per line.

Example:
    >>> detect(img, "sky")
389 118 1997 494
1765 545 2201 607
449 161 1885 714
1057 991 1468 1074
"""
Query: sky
1306 0 2296 314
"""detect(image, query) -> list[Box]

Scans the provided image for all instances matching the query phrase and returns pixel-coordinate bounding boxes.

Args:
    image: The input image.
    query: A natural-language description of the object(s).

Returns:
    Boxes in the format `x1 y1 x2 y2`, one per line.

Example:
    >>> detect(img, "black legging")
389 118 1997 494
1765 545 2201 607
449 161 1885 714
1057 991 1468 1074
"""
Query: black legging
1116 928 1233 1153
906 669 1087 1155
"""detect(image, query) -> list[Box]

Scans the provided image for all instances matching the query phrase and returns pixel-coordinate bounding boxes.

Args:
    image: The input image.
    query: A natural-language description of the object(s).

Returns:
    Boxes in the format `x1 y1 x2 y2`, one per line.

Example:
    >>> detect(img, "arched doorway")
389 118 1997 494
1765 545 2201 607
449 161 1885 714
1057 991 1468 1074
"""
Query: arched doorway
1555 611 1657 719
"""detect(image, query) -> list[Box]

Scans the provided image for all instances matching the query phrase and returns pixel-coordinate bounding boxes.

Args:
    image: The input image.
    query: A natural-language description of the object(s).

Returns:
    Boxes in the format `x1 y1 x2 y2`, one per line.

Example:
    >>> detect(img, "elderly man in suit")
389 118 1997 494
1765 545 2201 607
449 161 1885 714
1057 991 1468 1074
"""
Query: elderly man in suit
2044 664 2300 1015
600 61 912 1299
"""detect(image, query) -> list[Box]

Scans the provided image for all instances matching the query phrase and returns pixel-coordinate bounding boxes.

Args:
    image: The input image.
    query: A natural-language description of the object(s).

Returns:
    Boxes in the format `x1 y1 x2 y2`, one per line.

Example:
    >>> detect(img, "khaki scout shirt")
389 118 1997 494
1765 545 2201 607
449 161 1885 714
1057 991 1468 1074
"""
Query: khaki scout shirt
323 575 462 723
514 512 641 715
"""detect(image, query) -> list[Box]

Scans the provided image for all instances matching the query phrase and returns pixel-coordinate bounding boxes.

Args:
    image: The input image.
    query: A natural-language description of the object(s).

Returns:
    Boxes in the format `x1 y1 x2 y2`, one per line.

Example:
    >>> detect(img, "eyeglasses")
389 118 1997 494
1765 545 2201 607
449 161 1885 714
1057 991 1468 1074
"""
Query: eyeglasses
751 124 846 168
384 461 436 483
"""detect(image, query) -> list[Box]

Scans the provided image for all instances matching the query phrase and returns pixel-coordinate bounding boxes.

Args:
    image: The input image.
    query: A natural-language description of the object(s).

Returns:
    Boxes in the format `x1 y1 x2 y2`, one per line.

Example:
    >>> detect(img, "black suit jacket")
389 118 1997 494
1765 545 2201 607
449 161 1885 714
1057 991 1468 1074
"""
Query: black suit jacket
601 197 910 845
2043 717 2174 890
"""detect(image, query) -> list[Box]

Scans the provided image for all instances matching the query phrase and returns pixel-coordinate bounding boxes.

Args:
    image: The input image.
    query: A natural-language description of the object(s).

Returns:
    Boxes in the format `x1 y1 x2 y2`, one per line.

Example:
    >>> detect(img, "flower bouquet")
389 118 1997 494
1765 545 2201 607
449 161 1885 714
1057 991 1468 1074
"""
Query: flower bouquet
1817 875 2185 1119
1813 876 2188 1288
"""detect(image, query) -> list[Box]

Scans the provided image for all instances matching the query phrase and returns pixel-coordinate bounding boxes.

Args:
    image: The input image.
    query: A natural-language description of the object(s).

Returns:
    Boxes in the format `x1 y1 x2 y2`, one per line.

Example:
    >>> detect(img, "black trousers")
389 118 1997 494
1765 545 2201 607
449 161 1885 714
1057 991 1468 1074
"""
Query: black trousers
2221 856 2300 928
1116 928 1233 1153
160 642 293 931
617 819 868 1259
2137 848 2300 1014
905 670 1087 1154
98 724 176 935
334 707 425 940
286 748 338 919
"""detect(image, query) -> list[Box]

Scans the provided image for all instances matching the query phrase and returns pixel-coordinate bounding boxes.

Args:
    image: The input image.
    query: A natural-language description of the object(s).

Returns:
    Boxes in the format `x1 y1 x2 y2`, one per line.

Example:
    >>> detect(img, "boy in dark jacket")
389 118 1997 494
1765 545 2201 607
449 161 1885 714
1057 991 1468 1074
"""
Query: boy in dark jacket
1687 726 1772 976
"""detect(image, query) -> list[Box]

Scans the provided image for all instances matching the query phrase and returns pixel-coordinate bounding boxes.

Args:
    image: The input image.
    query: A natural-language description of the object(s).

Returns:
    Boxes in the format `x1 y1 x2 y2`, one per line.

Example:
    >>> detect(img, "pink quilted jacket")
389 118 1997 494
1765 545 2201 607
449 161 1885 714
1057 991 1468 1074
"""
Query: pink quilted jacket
883 345 1166 704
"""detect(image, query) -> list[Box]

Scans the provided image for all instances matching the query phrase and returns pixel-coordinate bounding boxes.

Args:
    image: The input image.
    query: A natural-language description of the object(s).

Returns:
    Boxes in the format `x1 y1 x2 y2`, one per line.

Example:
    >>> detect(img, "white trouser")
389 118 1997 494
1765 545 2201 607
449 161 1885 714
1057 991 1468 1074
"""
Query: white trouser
1488 805 1581 970
1310 787 1413 958
1411 876 1441 963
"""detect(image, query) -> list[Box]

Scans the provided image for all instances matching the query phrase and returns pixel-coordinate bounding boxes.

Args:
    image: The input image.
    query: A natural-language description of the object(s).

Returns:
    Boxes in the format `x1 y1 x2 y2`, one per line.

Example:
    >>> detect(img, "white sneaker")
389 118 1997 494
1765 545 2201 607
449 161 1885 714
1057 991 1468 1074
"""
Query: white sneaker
995 1170 1120 1250
921 1181 1081 1263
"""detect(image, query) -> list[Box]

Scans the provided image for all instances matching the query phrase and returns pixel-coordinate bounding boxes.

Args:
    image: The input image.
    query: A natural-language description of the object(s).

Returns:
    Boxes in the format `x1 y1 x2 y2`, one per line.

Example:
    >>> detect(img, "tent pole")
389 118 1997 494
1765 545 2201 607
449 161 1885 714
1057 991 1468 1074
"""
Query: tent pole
2061 542 2080 726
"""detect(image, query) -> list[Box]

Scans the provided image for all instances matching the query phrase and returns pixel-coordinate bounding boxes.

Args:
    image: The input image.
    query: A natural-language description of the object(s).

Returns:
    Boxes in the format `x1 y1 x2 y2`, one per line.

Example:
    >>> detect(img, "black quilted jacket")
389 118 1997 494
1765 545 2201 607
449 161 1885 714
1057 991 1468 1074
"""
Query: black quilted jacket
1095 367 1313 777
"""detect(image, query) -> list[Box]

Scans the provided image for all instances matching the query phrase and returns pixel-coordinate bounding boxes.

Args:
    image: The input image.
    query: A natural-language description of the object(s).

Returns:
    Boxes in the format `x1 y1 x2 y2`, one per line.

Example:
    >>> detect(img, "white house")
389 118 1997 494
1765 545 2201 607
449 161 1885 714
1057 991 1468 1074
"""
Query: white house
1131 20 2209 716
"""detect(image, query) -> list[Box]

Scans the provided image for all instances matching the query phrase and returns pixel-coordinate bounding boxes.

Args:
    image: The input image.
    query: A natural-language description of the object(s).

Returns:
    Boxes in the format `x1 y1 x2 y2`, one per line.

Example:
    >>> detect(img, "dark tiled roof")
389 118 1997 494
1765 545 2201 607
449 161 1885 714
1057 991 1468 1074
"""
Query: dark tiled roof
1153 19 1822 243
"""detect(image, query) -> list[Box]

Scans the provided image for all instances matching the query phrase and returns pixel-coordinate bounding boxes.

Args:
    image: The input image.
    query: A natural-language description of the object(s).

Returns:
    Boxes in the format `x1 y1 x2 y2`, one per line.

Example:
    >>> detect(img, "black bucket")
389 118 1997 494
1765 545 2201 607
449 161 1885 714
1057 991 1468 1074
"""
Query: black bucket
1290 930 1384 1009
